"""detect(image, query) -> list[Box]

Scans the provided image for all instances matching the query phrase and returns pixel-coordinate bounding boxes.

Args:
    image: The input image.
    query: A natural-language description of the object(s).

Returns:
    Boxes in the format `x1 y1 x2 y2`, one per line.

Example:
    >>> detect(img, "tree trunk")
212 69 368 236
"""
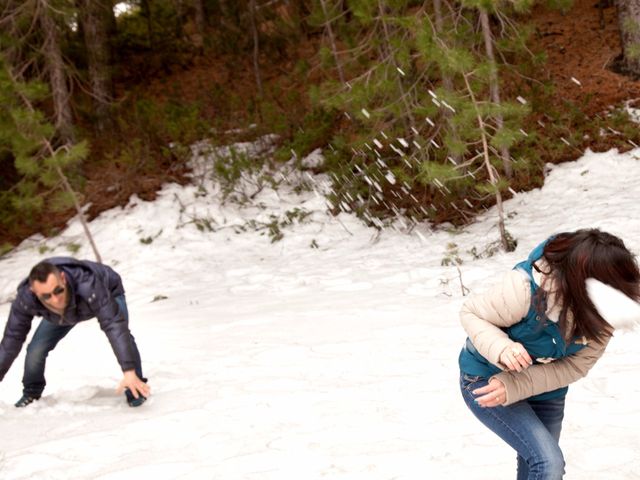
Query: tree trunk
378 0 416 133
433 0 461 166
217 0 231 16
185 0 206 52
2 0 28 76
615 0 640 75
479 9 512 178
55 164 103 263
107 0 117 37
320 0 346 84
140 0 154 47
249 0 264 98
172 0 185 40
194 0 206 34
462 71 513 252
78 0 114 132
38 0 75 144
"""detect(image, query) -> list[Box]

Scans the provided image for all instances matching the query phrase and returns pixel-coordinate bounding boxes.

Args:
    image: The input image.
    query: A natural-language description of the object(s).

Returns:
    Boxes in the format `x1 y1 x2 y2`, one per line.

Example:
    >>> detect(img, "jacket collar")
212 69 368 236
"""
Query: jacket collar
532 260 561 323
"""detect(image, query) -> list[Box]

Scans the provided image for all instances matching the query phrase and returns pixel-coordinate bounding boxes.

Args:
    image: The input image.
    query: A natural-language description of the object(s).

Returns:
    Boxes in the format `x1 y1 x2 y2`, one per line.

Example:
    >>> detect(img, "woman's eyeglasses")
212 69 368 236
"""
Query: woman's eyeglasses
39 285 65 301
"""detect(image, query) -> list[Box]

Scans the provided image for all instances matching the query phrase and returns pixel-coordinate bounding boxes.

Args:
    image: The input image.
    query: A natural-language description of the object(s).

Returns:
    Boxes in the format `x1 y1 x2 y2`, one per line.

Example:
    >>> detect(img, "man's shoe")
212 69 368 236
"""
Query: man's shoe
15 394 40 408
124 388 146 407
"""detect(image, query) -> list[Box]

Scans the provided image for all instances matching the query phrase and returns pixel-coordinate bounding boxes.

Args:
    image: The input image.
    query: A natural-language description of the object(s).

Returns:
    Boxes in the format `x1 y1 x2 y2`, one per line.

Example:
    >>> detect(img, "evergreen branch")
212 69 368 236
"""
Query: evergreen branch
4 62 102 262
314 1 350 26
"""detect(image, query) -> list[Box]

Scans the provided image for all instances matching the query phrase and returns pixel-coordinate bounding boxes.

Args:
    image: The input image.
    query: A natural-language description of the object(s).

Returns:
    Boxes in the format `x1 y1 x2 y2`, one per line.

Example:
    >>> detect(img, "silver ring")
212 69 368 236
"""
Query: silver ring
512 348 521 356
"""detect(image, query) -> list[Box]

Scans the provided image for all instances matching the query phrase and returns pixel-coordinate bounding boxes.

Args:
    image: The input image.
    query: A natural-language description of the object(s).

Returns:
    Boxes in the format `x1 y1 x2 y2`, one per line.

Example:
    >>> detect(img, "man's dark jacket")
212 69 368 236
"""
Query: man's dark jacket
0 257 136 381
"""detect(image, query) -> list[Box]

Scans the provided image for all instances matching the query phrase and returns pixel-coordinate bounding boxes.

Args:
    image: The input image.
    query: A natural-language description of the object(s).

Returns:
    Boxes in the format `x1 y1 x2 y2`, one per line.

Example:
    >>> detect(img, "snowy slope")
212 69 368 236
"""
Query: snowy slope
0 145 639 479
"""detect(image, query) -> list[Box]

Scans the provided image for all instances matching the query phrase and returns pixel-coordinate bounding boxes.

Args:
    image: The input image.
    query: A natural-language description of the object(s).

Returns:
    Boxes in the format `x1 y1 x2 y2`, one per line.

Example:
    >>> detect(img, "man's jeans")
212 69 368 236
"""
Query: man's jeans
460 373 566 480
22 295 144 397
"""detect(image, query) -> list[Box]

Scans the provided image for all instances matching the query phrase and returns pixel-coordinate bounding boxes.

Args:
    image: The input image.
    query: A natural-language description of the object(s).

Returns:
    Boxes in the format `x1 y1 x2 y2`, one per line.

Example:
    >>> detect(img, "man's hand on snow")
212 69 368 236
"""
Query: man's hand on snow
117 370 150 400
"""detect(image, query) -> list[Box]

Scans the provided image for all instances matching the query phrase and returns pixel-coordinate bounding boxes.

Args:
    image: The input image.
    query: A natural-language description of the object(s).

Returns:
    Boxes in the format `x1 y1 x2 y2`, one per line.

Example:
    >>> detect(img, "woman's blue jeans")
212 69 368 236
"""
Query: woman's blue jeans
460 373 566 480
22 295 144 397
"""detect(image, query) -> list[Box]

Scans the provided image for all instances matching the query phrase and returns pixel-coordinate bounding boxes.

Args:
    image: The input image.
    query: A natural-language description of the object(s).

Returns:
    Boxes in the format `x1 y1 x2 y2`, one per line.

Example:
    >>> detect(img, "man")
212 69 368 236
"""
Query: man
0 257 150 407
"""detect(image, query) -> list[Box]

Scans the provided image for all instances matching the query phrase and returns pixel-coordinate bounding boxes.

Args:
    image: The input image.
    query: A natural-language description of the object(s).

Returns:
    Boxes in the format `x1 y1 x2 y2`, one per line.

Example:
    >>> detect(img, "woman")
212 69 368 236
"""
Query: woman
458 228 640 479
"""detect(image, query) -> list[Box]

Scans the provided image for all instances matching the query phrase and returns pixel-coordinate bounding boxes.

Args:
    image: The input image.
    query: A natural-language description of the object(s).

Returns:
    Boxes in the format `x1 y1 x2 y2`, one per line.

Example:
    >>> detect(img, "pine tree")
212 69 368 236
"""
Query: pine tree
78 0 115 132
615 0 640 76
0 59 102 261
309 0 533 250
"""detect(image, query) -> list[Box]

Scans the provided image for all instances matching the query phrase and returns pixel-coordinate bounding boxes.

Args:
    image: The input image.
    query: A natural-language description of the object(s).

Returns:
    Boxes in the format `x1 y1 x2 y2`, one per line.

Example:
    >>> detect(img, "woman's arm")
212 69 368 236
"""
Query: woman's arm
461 269 532 369
490 336 610 406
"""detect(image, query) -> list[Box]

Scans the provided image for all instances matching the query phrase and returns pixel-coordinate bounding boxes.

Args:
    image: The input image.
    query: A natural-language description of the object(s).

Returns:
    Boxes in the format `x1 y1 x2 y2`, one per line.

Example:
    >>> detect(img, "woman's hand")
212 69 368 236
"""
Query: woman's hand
473 378 506 408
499 342 533 372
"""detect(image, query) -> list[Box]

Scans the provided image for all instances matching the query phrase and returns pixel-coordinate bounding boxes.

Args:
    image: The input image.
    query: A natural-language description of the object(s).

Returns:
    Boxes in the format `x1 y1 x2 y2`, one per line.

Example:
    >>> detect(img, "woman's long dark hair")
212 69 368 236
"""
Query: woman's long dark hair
539 228 640 343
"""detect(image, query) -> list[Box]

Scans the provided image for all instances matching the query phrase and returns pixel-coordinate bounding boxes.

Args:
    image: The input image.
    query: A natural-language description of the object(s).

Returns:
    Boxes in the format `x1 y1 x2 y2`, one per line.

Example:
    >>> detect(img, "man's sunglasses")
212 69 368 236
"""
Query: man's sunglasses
39 285 65 301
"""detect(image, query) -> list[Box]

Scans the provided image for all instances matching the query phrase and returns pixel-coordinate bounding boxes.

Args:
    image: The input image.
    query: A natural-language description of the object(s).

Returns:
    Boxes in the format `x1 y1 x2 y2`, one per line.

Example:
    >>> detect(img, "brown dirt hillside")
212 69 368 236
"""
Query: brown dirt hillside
531 0 640 115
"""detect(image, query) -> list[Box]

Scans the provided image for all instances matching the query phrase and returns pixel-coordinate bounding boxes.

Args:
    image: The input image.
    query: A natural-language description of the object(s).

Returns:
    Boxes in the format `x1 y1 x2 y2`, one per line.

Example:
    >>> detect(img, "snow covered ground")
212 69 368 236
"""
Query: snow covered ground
0 144 639 479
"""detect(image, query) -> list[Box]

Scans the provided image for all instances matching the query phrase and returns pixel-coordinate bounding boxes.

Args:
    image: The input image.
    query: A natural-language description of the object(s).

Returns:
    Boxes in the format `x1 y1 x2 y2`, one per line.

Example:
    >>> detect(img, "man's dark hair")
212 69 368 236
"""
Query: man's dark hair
28 261 60 285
